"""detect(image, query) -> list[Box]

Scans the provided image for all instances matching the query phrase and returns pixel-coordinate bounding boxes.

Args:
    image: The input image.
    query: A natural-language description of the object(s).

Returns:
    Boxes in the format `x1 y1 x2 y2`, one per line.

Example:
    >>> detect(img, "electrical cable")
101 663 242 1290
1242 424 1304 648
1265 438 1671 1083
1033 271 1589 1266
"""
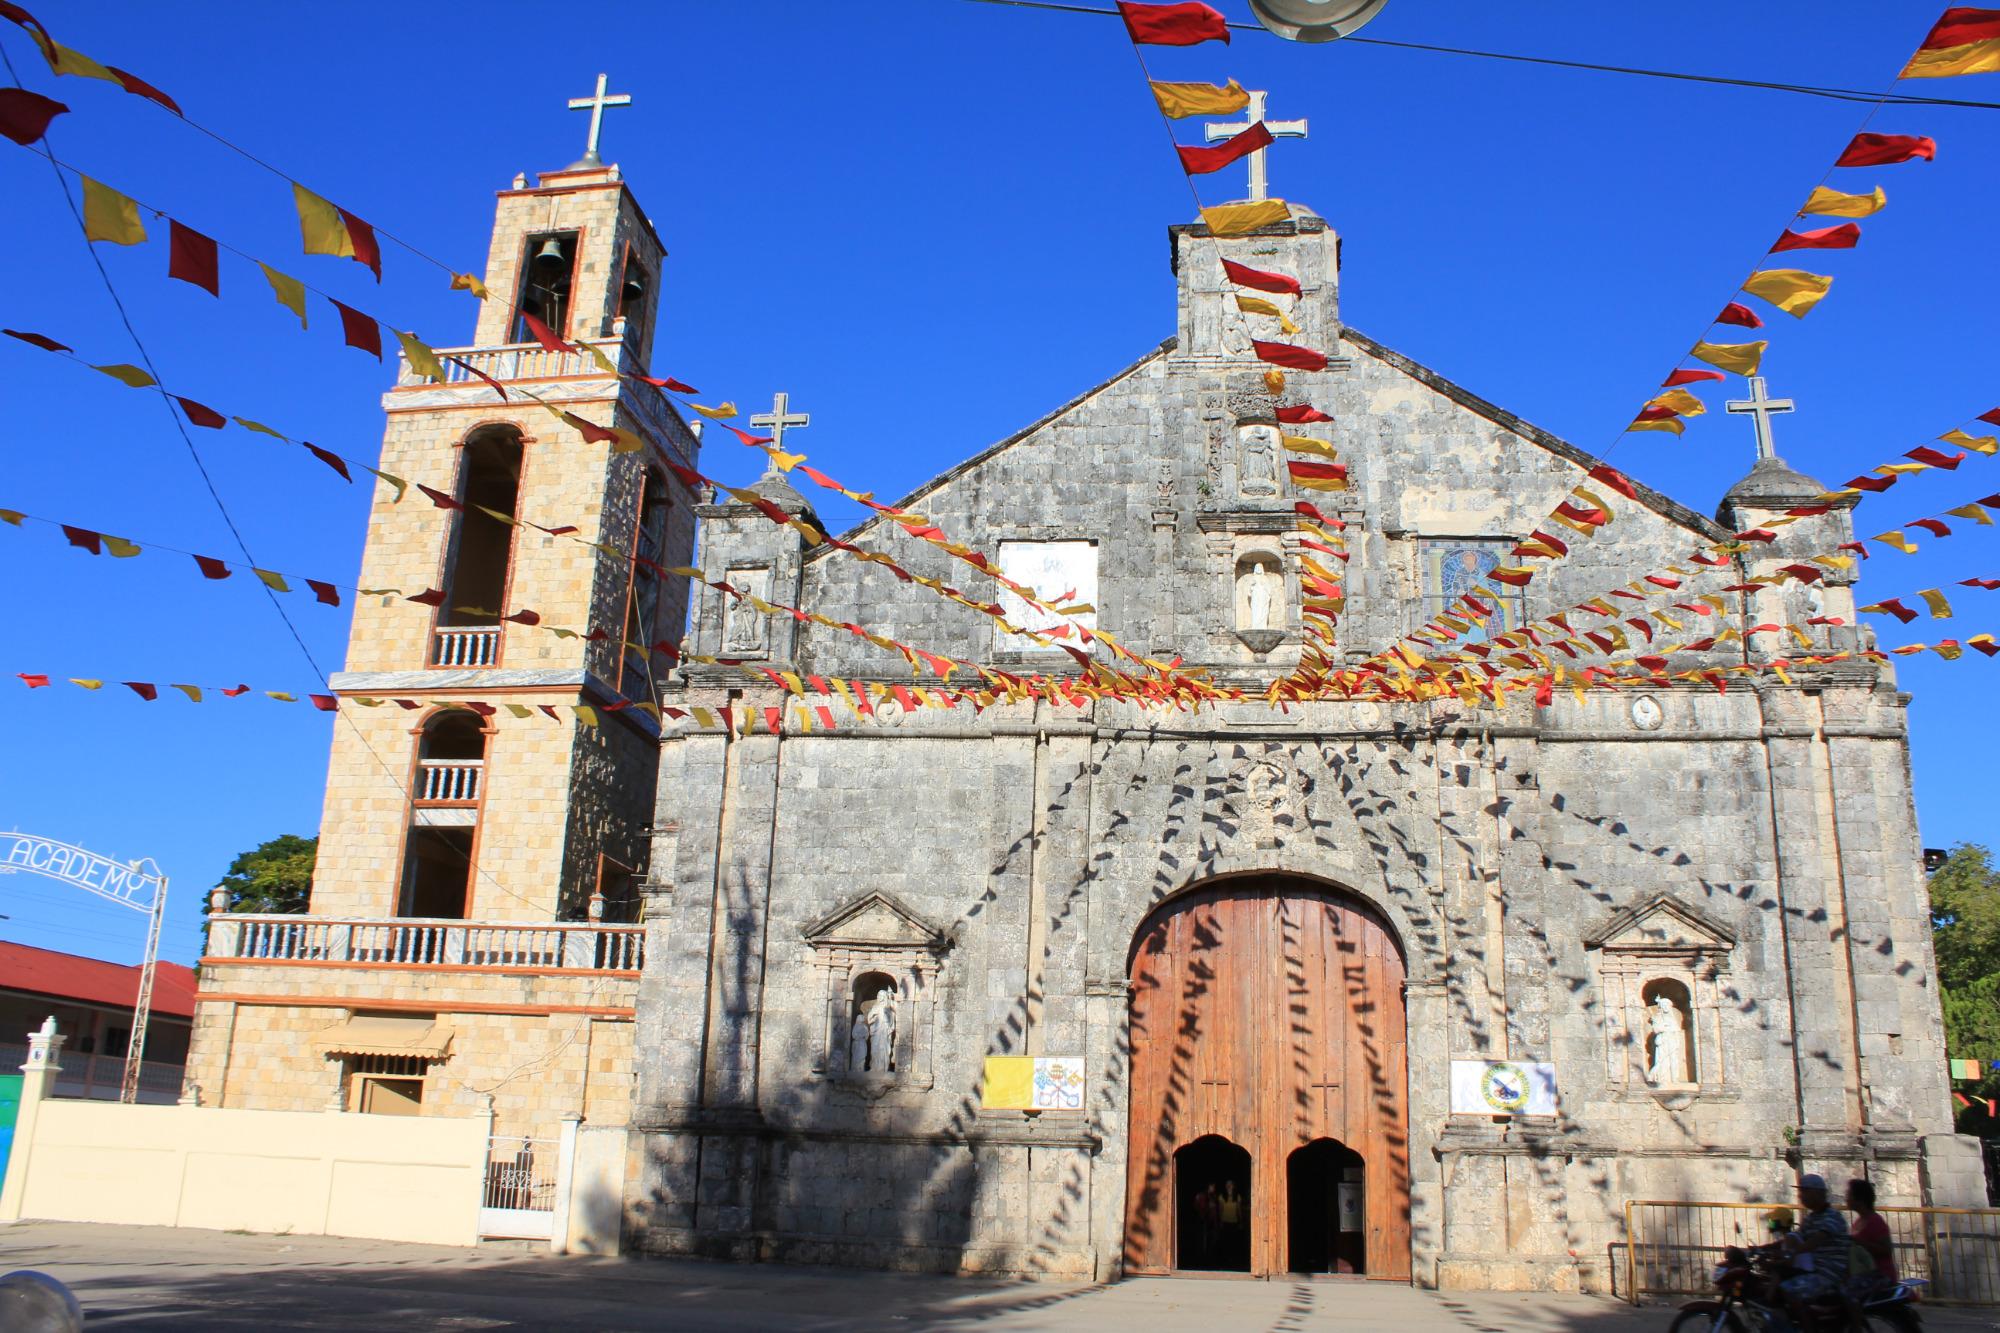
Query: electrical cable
953 0 2000 112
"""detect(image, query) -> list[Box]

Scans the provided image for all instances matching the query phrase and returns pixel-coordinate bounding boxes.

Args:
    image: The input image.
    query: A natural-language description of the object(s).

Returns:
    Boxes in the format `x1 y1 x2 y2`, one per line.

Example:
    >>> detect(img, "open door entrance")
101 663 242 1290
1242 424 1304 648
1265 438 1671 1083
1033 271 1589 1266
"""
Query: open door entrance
1174 1135 1251 1272
1288 1137 1366 1274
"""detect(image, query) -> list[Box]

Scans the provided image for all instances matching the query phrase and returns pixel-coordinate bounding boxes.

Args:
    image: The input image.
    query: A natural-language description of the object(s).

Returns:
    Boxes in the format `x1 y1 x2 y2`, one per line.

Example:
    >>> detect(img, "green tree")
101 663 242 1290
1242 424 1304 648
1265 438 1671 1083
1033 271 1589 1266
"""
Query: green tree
208 833 318 918
1929 843 2000 1133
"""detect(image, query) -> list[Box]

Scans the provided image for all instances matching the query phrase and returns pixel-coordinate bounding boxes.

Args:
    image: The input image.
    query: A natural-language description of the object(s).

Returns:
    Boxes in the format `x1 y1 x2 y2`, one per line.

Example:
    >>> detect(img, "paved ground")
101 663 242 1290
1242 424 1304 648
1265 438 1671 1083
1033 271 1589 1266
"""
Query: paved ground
2 1222 1997 1331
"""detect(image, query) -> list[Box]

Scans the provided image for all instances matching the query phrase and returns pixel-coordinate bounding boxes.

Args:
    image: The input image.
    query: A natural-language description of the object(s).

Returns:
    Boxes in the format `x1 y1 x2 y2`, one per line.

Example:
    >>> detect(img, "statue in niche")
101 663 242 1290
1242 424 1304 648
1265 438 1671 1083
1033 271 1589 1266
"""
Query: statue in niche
1238 425 1280 498
851 985 898 1073
1646 992 1690 1085
1241 560 1280 631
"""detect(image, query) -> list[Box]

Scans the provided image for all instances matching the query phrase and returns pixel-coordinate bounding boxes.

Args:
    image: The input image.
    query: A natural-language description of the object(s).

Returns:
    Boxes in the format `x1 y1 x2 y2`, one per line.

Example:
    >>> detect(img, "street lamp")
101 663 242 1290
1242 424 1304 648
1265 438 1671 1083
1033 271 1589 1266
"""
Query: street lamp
1247 0 1393 42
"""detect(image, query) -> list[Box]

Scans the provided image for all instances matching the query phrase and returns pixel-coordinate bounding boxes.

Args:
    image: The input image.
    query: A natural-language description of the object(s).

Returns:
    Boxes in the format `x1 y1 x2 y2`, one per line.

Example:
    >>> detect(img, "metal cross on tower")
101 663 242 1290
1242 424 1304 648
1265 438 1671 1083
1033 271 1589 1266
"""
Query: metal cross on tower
1203 90 1309 203
750 392 811 451
1725 375 1795 463
567 73 632 168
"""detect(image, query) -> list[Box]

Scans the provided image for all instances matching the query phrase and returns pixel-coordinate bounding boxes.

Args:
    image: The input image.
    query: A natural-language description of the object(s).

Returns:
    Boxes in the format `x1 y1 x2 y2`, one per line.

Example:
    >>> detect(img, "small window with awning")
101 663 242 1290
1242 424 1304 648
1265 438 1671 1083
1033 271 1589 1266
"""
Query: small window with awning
314 1014 454 1059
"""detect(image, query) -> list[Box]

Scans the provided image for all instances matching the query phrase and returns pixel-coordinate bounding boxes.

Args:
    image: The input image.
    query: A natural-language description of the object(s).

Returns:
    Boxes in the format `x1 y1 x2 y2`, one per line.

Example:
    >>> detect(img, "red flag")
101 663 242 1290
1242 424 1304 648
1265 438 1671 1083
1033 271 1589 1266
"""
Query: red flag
1588 464 1640 499
638 373 698 393
1716 301 1764 328
1179 121 1272 175
1916 8 2000 48
1276 404 1332 424
306 579 341 606
562 411 621 447
193 555 231 579
1118 1 1230 46
109 66 179 115
175 396 226 429
1286 459 1348 486
1253 339 1328 372
1223 259 1302 297
1911 517 1952 537
304 443 352 481
1664 368 1726 386
310 693 339 711
167 221 220 296
3 328 69 353
1843 474 1897 492
1960 577 2000 590
1771 223 1861 252
61 525 101 554
405 588 448 607
123 681 158 701
504 609 541 625
1905 446 1965 469
1869 599 1919 624
338 207 380 281
221 684 251 697
519 310 572 353
1633 405 1682 423
1980 407 2000 426
331 299 380 358
446 355 510 399
0 87 65 145
1836 132 1936 166
17 673 49 688
417 484 463 510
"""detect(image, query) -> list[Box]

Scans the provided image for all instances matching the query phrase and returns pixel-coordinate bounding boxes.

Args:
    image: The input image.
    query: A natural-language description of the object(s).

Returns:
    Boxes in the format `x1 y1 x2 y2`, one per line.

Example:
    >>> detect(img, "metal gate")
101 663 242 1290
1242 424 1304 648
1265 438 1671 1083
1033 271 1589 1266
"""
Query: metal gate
478 1135 557 1240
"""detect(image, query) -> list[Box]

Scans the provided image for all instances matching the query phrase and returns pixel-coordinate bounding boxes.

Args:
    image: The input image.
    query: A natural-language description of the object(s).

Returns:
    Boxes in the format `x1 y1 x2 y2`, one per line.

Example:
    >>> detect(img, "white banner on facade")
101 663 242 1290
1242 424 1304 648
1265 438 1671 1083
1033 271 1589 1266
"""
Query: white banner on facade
1449 1060 1559 1116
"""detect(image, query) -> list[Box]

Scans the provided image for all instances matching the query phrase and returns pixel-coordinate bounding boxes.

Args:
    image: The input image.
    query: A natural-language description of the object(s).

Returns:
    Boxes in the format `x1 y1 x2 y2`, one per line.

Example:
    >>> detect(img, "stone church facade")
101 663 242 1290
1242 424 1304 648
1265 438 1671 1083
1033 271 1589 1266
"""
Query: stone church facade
631 202 1985 1288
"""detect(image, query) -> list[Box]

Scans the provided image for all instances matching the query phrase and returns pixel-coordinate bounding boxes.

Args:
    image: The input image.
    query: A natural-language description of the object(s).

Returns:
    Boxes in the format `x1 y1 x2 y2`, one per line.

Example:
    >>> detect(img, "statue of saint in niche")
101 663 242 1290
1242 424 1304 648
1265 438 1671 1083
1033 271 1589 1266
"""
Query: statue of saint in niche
851 986 899 1073
1238 425 1280 497
1240 560 1280 631
1646 992 1690 1085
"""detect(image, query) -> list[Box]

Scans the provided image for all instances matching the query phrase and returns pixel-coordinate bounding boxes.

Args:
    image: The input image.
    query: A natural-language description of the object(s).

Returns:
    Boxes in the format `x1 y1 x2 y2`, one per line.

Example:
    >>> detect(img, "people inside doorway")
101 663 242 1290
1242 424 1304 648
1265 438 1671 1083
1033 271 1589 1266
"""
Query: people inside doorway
1173 1135 1251 1272
1219 1179 1247 1268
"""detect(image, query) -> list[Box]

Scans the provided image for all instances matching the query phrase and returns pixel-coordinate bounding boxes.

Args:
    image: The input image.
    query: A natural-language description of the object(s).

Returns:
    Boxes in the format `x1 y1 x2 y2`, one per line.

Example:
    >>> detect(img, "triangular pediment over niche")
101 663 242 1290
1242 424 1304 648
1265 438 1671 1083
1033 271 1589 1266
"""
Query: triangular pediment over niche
803 891 946 951
1584 894 1736 953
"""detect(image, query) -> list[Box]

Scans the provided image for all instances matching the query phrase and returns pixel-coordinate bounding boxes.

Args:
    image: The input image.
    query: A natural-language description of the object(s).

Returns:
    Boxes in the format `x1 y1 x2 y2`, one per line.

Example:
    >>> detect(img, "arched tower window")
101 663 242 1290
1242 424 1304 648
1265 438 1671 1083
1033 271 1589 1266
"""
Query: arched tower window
513 232 577 342
399 711 488 919
619 468 673 700
431 426 523 669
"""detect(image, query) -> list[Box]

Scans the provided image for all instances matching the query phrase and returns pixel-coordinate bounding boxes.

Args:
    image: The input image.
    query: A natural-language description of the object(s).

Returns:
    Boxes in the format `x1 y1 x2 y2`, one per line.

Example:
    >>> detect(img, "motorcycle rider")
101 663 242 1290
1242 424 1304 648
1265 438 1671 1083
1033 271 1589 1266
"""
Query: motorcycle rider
1777 1173 1849 1329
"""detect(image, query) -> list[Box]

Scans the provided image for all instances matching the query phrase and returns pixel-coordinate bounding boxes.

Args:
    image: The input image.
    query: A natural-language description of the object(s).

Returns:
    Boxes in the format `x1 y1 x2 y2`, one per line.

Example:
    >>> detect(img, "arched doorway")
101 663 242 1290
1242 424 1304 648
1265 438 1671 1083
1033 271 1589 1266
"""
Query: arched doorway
1122 878 1410 1279
1174 1135 1251 1272
1287 1137 1366 1274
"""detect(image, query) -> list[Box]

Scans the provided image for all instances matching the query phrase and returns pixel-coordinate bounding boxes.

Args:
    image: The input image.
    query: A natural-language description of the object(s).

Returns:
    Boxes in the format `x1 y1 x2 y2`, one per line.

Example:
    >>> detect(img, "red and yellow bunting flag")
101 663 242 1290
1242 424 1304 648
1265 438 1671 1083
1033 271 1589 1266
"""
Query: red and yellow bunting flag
1689 340 1767 376
1277 404 1332 424
1178 121 1273 176
81 176 145 246
1716 302 1764 328
1628 407 1684 435
1201 200 1289 235
1253 339 1328 372
1802 184 1887 218
1836 132 1936 166
1770 222 1861 253
1223 258 1302 297
1150 78 1248 119
1901 7 2000 78
0 87 65 145
1287 460 1348 491
1664 368 1725 387
167 221 219 296
330 298 381 358
0 1 178 113
292 183 381 281
1118 1 1230 46
260 263 308 327
1742 268 1834 317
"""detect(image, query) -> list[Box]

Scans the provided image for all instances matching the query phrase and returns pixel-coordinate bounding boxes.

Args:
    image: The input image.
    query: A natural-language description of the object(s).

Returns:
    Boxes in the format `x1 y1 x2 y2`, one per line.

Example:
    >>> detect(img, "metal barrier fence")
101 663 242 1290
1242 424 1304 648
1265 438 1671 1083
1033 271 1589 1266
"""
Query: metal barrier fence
1625 1200 2000 1305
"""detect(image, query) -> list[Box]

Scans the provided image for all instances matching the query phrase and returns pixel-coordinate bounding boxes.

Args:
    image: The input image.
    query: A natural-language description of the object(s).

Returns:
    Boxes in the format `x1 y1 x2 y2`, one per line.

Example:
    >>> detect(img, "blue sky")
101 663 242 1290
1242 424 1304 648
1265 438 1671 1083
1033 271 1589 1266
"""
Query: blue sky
1 2 1996 968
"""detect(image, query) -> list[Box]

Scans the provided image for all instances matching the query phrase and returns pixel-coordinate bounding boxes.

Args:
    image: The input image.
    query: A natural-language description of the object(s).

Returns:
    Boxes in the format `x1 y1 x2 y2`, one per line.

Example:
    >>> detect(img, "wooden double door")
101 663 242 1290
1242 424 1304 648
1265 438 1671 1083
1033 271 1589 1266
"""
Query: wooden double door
1122 881 1411 1279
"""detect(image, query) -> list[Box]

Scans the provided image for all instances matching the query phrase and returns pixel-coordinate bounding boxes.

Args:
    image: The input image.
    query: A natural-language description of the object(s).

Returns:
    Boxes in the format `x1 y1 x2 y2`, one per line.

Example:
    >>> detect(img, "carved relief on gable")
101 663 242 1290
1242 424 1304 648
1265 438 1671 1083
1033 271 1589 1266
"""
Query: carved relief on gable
1226 750 1305 849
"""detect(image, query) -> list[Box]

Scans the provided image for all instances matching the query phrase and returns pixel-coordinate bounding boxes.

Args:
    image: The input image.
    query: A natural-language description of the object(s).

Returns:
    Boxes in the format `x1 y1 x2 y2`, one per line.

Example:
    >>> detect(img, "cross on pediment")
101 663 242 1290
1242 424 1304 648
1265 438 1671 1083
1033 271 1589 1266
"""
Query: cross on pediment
1204 90 1308 203
567 72 632 169
1725 375 1795 464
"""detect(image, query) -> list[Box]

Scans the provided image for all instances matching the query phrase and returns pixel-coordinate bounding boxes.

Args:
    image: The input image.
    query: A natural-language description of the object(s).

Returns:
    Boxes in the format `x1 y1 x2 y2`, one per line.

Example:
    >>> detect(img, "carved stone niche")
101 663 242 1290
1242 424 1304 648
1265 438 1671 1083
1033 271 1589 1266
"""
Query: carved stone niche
1228 751 1305 850
803 891 948 1098
1584 894 1737 1106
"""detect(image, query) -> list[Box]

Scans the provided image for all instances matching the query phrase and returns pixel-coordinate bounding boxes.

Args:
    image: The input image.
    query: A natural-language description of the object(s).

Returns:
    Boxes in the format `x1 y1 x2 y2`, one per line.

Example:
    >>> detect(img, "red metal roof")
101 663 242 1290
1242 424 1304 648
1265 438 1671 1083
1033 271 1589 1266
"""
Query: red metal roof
0 940 196 1020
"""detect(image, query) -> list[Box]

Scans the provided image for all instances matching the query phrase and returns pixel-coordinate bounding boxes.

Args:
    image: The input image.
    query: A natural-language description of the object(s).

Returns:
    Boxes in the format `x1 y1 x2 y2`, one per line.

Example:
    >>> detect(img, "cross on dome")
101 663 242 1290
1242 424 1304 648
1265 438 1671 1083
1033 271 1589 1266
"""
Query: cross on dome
750 391 811 451
1725 375 1795 463
1203 90 1308 203
567 73 632 169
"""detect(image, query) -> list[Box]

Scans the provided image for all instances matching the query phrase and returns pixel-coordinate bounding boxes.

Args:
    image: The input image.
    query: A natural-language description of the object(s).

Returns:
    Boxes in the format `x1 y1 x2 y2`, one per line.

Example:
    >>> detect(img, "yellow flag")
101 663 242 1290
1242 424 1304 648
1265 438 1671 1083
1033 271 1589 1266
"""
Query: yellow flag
1903 38 2000 79
102 535 141 558
81 177 146 246
692 706 716 729
1647 388 1707 416
504 703 534 719
1281 433 1338 459
253 568 291 591
585 343 620 377
293 183 355 261
1236 294 1299 334
1150 78 1250 119
689 402 736 420
94 363 155 388
1940 429 2000 455
1947 503 1994 526
70 678 103 690
47 42 117 83
171 684 202 702
0 510 22 525
982 1056 1034 1109
266 692 296 702
261 265 308 328
574 704 600 727
1689 340 1767 376
1628 415 1684 435
1263 368 1286 395
450 272 489 299
1801 184 1886 218
1202 199 1290 235
395 331 448 383
1741 269 1835 318
1916 589 1954 619
1874 531 1919 554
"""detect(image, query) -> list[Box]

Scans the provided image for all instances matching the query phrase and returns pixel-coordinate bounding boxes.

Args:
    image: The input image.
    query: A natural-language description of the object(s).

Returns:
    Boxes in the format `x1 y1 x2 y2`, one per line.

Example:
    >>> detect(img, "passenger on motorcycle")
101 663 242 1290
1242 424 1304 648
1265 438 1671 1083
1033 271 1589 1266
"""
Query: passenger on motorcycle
1845 1177 1898 1297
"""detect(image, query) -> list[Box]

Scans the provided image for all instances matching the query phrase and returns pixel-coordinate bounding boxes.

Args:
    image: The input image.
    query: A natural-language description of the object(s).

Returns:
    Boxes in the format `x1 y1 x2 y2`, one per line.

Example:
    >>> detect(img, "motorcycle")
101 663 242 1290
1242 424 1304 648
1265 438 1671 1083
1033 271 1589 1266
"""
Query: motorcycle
1667 1241 1927 1332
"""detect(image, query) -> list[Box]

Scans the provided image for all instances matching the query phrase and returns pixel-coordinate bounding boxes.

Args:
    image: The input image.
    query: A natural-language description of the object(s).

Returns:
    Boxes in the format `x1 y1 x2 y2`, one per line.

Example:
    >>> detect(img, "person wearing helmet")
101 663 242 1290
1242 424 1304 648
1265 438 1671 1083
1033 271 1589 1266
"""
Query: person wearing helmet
1778 1174 1849 1326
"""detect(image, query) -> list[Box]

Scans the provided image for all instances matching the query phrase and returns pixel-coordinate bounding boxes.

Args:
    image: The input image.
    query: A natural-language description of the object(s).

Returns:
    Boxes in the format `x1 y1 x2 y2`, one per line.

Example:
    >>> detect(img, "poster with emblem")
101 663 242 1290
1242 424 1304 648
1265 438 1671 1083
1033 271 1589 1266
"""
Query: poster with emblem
1449 1059 1559 1115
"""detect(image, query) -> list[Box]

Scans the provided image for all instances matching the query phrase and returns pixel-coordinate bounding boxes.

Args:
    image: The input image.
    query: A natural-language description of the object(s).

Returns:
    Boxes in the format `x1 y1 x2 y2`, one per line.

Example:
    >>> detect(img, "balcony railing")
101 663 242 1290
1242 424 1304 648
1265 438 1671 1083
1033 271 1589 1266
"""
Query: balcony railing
416 758 483 804
204 915 644 972
0 1043 183 1103
432 625 500 668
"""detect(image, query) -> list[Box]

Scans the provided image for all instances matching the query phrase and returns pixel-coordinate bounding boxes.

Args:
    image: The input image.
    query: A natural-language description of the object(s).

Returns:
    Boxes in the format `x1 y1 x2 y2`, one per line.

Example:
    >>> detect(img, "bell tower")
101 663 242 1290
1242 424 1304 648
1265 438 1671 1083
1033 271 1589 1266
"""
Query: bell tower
313 85 701 926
